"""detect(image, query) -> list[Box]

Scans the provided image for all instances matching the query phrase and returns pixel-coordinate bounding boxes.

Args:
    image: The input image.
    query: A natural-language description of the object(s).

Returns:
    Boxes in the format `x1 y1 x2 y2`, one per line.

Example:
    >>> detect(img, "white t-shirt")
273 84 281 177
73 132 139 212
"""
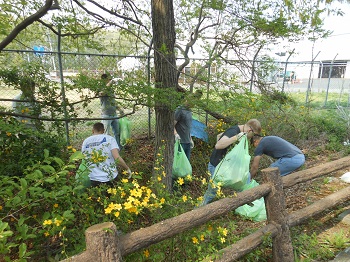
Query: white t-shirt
81 134 120 182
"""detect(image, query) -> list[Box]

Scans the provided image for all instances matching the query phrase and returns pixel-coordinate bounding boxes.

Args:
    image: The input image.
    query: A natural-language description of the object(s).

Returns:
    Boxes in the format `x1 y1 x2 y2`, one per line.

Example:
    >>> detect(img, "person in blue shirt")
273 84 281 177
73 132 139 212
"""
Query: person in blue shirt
250 135 305 178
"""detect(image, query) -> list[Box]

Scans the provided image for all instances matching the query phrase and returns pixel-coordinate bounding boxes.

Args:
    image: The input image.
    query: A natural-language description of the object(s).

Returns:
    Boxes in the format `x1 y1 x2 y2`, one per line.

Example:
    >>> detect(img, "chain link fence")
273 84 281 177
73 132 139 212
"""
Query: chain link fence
1 49 350 169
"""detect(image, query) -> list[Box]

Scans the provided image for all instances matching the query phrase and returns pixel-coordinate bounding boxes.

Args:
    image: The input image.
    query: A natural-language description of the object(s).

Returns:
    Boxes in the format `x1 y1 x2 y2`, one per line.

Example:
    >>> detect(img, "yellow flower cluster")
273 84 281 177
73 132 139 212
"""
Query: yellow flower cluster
43 218 63 227
90 150 107 163
104 181 163 218
67 146 77 153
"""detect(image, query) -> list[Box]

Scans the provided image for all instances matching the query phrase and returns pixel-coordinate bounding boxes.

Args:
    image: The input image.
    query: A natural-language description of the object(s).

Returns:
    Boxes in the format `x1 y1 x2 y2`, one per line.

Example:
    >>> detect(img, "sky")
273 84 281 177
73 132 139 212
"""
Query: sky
273 2 350 62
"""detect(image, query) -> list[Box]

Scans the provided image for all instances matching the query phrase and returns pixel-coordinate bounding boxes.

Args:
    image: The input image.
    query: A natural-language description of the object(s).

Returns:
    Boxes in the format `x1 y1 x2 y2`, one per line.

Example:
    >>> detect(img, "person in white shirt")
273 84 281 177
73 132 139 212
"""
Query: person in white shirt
81 122 131 187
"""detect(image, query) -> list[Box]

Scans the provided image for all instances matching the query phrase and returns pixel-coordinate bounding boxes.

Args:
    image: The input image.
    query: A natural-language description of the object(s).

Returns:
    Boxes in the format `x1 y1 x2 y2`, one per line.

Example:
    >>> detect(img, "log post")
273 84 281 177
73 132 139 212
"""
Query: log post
85 222 122 262
261 167 294 262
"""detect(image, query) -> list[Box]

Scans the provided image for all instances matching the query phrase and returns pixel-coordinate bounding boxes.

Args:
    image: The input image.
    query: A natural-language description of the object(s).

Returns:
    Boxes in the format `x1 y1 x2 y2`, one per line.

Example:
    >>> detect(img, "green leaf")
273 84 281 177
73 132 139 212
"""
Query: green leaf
44 177 56 183
69 151 85 162
44 149 50 159
18 243 27 258
19 178 27 189
40 165 56 174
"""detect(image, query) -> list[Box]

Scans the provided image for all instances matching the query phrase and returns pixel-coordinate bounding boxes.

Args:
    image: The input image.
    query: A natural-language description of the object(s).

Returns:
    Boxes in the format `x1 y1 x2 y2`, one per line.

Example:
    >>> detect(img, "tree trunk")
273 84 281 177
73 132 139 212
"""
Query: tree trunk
151 0 177 191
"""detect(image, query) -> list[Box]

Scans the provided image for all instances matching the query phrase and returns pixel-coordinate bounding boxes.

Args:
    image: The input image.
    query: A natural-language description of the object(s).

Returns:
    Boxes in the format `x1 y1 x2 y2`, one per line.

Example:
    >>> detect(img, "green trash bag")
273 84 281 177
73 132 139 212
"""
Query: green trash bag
235 179 267 222
75 159 91 188
172 140 192 178
119 117 131 146
213 135 250 190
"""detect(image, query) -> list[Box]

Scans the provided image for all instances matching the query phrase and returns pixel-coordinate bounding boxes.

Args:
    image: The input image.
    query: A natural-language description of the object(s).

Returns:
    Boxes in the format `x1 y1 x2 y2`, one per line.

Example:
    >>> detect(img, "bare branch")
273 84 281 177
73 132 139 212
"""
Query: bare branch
0 0 54 51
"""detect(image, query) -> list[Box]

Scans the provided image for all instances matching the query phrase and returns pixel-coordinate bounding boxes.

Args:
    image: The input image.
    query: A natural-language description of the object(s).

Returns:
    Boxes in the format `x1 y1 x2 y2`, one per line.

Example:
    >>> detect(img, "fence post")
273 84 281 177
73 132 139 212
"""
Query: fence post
85 222 122 261
261 167 294 262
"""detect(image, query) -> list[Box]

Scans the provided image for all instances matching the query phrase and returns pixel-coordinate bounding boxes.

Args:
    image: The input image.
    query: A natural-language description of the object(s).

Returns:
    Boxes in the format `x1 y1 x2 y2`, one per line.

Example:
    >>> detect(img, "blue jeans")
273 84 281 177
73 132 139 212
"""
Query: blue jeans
200 162 218 206
270 154 305 176
102 115 120 147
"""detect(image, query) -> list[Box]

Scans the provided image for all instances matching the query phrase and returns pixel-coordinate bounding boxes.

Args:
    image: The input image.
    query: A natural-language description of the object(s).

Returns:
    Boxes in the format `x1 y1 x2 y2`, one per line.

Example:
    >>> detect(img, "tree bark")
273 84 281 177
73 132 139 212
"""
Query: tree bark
262 167 294 262
151 0 178 190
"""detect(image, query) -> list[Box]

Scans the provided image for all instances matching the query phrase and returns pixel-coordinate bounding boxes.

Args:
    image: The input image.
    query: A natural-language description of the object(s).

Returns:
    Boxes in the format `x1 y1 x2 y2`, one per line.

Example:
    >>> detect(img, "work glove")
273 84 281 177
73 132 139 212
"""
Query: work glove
127 168 132 179
190 138 194 149
175 134 181 140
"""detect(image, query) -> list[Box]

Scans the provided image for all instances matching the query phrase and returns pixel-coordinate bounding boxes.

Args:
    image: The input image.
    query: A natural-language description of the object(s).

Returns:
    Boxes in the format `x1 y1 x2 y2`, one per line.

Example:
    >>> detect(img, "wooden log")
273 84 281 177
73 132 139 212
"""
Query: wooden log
119 184 271 256
288 185 350 227
202 223 279 262
61 222 122 262
262 167 294 262
283 155 350 188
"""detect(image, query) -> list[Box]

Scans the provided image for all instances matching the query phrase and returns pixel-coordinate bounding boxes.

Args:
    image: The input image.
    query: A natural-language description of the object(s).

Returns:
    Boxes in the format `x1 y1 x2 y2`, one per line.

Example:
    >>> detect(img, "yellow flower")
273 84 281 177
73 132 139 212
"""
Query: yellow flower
124 202 133 210
53 203 59 208
121 178 128 183
220 237 226 243
157 176 162 181
222 228 228 236
6 132 11 137
186 174 192 181
43 219 52 226
104 207 113 214
114 212 120 218
182 195 188 202
144 249 150 258
192 237 199 244
67 146 72 150
200 234 205 241
44 232 50 237
178 177 184 185
160 198 165 204
107 188 117 195
54 219 62 226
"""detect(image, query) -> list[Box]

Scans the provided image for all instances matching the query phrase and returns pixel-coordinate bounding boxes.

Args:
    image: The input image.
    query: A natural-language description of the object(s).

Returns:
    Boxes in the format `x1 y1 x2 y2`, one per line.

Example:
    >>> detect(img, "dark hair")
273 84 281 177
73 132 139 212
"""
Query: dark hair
250 134 262 145
93 122 105 132
101 73 110 80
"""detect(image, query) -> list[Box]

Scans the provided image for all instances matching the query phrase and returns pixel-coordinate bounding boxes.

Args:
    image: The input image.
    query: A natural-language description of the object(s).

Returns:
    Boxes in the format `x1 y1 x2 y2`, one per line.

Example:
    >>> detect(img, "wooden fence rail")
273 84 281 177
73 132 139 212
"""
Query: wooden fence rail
62 155 350 262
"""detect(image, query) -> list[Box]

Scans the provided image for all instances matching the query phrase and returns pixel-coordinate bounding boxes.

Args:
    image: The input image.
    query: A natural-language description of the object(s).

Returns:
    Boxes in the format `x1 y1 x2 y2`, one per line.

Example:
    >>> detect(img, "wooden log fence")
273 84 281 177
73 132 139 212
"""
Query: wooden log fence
62 155 350 262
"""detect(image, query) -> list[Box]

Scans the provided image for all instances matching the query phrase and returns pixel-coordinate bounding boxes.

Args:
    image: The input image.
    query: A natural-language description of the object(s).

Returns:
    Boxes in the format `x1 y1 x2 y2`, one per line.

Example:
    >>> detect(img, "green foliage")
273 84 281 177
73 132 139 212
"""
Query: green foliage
322 230 350 249
0 116 67 177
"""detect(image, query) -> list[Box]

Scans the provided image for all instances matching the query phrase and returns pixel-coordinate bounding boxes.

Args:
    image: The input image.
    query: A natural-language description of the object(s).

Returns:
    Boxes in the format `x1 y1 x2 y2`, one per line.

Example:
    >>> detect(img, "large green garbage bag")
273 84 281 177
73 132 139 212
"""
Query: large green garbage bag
235 179 267 222
213 135 250 190
172 140 192 178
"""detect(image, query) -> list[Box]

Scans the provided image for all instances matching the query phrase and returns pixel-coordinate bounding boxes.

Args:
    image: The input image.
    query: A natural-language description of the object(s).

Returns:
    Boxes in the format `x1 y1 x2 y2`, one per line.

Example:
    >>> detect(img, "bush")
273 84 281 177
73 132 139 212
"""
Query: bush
0 116 67 177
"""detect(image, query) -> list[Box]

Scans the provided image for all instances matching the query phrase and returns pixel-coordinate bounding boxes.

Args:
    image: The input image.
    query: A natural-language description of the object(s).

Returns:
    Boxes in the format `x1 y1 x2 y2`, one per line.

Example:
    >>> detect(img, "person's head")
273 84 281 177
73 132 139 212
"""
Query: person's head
101 73 112 83
92 122 105 134
244 119 262 139
251 134 263 147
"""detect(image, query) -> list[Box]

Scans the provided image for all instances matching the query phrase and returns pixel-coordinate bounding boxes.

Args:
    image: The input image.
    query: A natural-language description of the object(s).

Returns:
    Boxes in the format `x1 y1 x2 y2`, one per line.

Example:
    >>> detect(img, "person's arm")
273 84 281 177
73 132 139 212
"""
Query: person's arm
111 148 131 173
250 155 262 178
215 132 245 150
216 132 223 142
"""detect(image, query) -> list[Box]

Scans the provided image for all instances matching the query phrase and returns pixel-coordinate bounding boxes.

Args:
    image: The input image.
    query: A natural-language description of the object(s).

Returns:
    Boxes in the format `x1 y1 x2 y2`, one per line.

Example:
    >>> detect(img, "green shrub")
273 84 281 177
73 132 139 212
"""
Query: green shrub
0 116 67 177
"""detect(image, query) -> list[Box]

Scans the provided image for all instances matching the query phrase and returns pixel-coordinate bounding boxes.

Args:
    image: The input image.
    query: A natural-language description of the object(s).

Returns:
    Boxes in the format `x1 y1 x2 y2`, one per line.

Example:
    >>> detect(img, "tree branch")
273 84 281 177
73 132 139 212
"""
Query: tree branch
0 0 54 51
